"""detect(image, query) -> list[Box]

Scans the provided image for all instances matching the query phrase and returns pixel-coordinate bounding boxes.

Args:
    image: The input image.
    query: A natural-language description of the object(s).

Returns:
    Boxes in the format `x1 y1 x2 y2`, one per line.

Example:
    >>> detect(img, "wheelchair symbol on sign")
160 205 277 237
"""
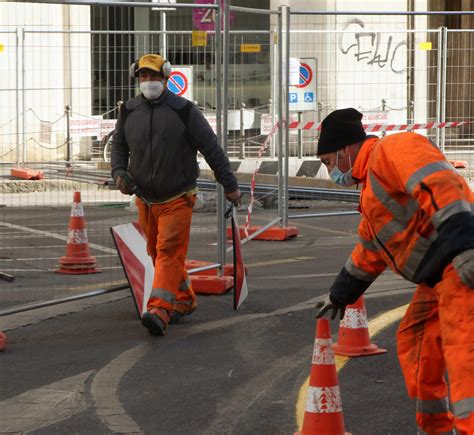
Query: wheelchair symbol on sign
304 92 314 103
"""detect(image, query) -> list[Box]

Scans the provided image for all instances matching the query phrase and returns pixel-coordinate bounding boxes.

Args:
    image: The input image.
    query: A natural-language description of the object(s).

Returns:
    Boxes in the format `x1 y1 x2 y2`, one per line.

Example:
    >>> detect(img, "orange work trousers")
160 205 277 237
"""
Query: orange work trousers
397 263 474 434
136 195 197 315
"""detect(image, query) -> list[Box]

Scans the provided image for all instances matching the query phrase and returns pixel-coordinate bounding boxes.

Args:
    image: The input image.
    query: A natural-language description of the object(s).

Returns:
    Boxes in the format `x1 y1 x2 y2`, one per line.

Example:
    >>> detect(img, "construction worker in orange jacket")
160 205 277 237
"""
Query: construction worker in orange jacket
315 108 474 434
111 54 241 336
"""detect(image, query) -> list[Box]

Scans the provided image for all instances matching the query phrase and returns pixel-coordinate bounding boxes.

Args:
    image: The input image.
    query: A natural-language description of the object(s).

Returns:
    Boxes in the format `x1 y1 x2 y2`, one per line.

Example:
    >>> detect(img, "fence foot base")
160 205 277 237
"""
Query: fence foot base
227 225 299 241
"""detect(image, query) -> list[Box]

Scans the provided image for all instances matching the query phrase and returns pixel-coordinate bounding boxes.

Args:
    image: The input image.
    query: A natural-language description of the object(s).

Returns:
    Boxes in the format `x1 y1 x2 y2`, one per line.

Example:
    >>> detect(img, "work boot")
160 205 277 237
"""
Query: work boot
141 308 169 335
169 301 197 325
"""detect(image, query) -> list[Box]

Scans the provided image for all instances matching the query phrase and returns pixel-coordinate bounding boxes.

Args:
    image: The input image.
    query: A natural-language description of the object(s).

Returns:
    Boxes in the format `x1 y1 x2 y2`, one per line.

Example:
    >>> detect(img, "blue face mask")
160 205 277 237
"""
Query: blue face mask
329 153 356 187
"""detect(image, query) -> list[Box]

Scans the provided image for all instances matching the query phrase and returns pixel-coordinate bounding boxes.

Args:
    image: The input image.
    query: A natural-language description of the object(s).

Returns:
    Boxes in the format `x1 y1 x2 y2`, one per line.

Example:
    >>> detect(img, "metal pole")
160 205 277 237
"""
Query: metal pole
289 210 360 220
21 28 26 165
65 105 72 166
0 284 129 316
277 8 283 224
15 28 21 167
215 0 226 275
297 111 302 158
441 26 447 153
160 11 167 58
381 99 386 137
435 27 443 148
283 5 290 228
268 98 274 158
239 103 245 158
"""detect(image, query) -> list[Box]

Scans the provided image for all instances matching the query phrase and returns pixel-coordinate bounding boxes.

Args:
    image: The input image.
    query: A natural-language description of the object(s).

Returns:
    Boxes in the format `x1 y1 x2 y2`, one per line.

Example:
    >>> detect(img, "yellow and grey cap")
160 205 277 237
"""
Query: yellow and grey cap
136 54 167 75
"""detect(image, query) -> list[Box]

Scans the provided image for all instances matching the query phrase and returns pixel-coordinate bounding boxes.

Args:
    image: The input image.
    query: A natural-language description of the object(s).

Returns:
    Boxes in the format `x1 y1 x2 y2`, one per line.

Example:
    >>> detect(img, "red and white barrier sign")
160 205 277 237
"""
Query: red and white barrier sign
110 222 154 318
229 207 248 310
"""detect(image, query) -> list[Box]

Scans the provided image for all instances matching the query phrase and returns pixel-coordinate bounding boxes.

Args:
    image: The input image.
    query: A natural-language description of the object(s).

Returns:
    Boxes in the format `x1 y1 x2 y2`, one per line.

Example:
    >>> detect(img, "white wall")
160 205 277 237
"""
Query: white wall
0 3 91 162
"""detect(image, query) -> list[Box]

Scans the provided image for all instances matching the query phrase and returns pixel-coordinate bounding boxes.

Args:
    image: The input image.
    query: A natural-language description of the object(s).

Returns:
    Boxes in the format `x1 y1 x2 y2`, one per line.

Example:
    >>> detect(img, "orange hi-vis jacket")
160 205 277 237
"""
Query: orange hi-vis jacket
330 132 474 305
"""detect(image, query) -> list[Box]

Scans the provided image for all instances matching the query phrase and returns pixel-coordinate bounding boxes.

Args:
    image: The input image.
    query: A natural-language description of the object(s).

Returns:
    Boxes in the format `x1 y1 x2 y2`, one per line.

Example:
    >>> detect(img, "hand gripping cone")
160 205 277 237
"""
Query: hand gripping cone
332 295 386 357
56 191 101 274
296 318 350 435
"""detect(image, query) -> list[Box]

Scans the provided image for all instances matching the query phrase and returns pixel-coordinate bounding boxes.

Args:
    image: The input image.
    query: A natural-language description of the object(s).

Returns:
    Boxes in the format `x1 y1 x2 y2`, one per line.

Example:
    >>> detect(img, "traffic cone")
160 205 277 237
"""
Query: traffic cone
56 191 101 274
332 295 386 357
296 318 350 435
0 331 7 351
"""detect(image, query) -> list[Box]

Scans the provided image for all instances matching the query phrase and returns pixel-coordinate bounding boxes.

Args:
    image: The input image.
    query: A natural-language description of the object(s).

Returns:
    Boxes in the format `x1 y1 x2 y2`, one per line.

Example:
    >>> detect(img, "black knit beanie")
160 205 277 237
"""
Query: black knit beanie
317 108 367 155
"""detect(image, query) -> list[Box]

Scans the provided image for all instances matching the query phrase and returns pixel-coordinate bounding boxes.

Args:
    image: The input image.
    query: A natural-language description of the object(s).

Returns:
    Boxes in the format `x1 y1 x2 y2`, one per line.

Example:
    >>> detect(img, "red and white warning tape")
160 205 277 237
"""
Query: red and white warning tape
245 121 280 236
288 120 470 132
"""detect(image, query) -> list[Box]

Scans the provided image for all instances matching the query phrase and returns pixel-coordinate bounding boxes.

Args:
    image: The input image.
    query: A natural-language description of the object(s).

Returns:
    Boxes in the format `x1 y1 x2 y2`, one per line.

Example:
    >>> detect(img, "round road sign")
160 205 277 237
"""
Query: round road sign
294 62 313 89
167 71 188 96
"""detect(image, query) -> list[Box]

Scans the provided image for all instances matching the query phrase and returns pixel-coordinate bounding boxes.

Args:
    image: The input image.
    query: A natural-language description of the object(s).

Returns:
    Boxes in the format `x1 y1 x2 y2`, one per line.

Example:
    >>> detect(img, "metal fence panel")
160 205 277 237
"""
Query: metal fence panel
0 9 224 311
444 29 474 185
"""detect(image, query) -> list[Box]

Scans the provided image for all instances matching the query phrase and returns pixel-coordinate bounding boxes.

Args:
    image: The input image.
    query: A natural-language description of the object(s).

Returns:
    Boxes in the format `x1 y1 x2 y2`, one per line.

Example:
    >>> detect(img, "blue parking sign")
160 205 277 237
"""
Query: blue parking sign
304 92 314 103
289 93 298 103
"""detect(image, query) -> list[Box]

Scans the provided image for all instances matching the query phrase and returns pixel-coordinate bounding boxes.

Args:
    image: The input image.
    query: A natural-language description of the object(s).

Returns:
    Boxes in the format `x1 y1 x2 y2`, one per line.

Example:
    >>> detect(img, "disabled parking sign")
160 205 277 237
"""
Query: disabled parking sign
289 58 317 111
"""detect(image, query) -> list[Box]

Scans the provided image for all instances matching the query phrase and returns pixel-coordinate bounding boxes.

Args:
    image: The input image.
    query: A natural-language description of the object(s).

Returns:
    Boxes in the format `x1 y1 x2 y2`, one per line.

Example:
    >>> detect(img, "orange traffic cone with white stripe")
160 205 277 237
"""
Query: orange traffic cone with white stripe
296 318 350 435
56 191 101 275
332 295 386 357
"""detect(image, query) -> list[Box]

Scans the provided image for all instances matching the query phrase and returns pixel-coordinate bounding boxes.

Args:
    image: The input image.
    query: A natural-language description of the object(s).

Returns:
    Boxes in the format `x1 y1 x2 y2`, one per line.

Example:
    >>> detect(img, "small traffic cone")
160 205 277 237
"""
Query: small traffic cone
56 191 101 274
332 295 386 357
296 318 350 435
0 331 7 351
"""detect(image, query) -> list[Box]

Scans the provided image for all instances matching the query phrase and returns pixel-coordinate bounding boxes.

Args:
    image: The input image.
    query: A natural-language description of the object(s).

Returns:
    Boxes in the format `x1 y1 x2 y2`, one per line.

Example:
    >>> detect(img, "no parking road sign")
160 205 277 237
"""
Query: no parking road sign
294 62 313 89
168 71 188 96
167 66 194 101
289 58 317 111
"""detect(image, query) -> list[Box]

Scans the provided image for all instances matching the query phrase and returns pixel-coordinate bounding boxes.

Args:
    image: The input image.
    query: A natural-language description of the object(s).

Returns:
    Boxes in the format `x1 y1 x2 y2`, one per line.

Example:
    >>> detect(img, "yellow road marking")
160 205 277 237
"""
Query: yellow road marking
295 304 409 429
247 256 315 268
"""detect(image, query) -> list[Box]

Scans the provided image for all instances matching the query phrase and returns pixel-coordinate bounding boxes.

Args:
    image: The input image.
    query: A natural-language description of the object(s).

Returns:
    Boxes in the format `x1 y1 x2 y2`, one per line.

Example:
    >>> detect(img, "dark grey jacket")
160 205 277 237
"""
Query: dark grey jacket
111 89 238 203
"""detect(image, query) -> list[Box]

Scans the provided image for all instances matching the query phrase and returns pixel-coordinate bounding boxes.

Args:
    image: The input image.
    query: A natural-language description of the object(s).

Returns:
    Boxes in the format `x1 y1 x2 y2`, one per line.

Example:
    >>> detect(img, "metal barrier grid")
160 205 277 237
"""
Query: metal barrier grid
226 5 283 236
0 2 226 311
1 4 474 311
284 9 474 219
443 29 474 185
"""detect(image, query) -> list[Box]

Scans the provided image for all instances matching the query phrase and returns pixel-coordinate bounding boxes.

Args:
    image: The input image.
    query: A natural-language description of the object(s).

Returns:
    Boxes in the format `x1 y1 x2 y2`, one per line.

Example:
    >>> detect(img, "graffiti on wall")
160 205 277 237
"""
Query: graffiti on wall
338 18 407 74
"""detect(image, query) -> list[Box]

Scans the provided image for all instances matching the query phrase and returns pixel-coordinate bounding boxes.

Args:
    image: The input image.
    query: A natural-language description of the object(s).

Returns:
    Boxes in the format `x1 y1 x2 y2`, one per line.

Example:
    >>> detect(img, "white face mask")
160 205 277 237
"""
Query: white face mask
140 81 164 100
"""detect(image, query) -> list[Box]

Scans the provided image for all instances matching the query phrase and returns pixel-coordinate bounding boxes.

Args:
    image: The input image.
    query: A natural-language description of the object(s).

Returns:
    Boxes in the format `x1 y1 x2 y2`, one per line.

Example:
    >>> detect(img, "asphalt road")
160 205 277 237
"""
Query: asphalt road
0 205 417 434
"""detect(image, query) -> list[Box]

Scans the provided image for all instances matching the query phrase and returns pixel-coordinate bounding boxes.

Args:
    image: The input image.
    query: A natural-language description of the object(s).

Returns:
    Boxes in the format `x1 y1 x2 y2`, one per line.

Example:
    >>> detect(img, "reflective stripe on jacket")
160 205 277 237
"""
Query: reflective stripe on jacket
331 133 474 305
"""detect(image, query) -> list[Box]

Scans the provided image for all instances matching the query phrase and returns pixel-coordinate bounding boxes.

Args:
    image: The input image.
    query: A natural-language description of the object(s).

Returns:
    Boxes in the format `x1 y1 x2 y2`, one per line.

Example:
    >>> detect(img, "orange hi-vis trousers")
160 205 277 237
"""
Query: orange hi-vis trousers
137 195 197 315
397 263 474 434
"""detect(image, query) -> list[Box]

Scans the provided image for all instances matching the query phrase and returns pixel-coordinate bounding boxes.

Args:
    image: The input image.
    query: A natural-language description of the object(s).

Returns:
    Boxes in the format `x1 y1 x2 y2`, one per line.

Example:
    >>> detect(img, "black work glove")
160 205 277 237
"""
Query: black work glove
115 175 132 195
315 294 346 320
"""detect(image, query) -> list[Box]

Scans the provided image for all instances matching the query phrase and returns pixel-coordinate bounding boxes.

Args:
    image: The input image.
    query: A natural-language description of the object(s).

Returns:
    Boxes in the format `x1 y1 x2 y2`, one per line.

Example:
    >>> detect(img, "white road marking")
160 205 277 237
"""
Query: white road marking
1 254 116 261
0 371 93 433
0 222 116 254
0 245 66 250
91 346 147 434
0 266 123 272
